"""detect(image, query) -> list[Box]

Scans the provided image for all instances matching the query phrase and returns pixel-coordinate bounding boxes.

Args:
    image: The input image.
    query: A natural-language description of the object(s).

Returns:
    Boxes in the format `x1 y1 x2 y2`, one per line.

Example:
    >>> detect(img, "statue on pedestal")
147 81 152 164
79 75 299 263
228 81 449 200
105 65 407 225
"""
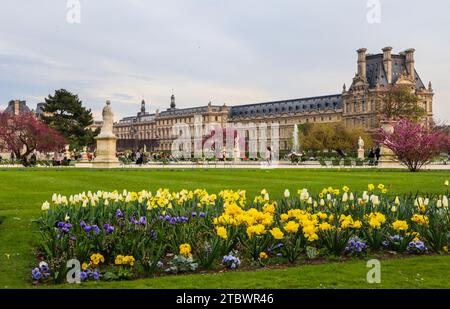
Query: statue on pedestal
357 136 365 160
92 100 120 168
233 135 240 162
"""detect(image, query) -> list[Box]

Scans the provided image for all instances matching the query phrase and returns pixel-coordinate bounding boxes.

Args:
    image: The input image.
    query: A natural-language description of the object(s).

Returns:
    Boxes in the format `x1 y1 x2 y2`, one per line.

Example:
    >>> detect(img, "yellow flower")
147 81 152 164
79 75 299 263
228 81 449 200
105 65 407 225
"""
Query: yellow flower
352 220 362 229
246 224 266 238
342 186 350 193
368 184 375 191
115 255 124 265
259 252 268 260
90 253 105 266
319 222 333 231
392 220 409 231
445 180 449 187
378 183 385 190
216 226 228 240
82 262 88 270
283 221 300 234
411 214 429 226
179 243 192 258
123 255 136 266
270 227 284 240
280 214 289 222
366 212 386 229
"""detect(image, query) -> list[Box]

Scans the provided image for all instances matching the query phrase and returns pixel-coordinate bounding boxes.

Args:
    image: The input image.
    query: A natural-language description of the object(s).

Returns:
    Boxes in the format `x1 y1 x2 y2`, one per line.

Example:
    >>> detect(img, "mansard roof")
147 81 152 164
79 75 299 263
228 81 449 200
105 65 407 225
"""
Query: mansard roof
4 100 31 115
365 54 426 89
228 94 342 119
159 105 223 117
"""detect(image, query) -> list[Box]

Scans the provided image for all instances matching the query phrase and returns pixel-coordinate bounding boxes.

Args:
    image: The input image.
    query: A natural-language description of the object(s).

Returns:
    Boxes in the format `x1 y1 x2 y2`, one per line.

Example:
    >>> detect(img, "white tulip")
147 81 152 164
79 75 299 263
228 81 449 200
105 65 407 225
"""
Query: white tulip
424 198 429 206
41 201 50 211
319 199 325 206
349 193 354 201
342 192 348 202
443 196 448 208
436 200 442 208
65 214 70 222
391 206 397 212
394 196 400 205
445 180 449 187
284 189 290 198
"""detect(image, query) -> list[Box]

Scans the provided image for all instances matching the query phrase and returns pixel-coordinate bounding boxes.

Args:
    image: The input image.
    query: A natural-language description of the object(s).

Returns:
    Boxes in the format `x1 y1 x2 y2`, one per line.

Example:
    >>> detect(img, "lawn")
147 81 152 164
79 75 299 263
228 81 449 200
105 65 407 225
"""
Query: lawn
0 168 449 289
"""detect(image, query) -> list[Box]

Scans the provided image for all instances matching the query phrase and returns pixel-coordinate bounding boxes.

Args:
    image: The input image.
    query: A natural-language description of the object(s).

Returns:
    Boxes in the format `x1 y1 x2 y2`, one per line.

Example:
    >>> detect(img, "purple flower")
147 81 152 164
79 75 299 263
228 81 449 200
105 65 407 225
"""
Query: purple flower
39 261 49 273
138 216 147 226
57 222 65 228
92 271 100 281
80 221 87 228
103 224 115 234
130 216 138 225
116 209 124 218
277 243 284 249
199 212 206 218
181 216 189 223
92 225 100 234
70 236 76 242
164 215 171 221
169 218 177 225
80 271 88 281
191 212 197 217
157 261 164 268
84 225 93 233
32 268 42 280
277 253 283 257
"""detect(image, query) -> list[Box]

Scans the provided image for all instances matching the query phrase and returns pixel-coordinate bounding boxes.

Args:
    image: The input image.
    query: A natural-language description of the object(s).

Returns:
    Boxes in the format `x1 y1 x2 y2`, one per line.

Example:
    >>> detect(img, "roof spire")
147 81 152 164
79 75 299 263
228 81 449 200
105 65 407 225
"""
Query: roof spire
170 92 176 109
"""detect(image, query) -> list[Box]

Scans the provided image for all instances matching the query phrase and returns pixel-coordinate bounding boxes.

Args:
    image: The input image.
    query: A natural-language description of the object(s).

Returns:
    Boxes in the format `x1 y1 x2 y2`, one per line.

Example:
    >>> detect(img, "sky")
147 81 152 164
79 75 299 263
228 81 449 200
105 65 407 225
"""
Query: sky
0 0 449 122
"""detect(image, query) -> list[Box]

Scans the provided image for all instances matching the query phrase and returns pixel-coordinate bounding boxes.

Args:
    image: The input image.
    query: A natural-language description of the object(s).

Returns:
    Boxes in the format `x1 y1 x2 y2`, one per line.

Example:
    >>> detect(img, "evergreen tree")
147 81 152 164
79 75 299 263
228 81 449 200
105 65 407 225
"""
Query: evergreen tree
41 89 97 149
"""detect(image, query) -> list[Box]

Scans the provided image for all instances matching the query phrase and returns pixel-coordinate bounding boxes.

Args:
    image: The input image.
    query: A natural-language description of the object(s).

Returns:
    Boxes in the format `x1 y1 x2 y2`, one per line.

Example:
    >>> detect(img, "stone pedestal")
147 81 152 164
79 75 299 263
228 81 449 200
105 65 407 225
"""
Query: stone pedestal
92 136 120 168
357 149 365 160
379 121 397 165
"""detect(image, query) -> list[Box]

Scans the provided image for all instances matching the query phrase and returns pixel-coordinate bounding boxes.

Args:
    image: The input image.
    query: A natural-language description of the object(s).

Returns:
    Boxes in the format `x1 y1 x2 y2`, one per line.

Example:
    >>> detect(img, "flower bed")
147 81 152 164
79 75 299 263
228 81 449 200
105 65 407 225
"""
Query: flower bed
34 184 450 284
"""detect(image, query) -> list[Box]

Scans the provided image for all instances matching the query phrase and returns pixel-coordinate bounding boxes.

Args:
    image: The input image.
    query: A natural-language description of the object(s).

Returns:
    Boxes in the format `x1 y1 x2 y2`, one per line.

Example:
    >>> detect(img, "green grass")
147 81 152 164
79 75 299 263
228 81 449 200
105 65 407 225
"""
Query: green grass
0 168 449 289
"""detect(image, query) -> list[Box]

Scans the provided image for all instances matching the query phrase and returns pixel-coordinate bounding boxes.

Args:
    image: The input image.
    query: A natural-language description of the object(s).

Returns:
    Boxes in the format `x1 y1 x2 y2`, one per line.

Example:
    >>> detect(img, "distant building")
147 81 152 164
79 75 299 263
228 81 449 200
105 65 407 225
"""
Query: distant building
113 47 434 153
4 100 31 115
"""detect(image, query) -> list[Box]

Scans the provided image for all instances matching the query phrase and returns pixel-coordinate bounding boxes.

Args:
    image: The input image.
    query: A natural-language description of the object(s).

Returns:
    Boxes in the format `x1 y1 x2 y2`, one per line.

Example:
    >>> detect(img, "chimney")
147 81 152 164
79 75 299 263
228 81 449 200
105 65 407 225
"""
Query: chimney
14 100 20 115
357 48 367 80
382 46 393 84
405 48 415 80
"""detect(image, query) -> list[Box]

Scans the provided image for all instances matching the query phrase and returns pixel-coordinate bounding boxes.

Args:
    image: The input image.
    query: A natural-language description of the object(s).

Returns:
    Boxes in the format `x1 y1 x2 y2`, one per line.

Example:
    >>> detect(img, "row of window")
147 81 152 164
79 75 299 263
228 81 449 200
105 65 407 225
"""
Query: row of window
233 102 339 117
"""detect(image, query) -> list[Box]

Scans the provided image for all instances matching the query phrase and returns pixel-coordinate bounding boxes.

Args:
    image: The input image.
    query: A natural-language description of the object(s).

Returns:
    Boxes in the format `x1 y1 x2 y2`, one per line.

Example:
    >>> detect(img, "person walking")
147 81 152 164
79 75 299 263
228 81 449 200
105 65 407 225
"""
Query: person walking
368 148 375 166
375 146 381 166
265 146 272 166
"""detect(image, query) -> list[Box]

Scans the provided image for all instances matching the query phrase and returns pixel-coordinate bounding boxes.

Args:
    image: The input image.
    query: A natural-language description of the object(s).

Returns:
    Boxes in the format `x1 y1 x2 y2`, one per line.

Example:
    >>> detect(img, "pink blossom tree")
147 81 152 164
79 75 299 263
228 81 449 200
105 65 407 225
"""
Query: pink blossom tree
0 112 66 166
377 119 449 172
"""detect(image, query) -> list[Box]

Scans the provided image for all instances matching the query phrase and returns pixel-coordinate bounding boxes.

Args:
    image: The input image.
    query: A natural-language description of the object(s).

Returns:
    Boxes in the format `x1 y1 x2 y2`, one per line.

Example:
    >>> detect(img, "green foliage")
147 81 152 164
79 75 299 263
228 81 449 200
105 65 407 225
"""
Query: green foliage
41 89 97 149
300 122 373 154
165 255 198 274
380 85 426 121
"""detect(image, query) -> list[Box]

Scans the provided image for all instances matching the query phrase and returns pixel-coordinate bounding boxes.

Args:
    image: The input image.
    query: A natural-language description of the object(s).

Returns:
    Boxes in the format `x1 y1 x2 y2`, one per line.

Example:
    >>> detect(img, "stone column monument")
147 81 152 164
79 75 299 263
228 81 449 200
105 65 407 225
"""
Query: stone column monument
357 136 365 160
233 135 240 162
92 100 120 168
379 120 397 165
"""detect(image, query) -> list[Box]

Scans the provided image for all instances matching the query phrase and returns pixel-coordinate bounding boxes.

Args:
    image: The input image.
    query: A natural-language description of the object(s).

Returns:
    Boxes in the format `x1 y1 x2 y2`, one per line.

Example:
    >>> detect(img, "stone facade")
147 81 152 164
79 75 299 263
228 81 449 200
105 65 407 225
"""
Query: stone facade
113 47 434 153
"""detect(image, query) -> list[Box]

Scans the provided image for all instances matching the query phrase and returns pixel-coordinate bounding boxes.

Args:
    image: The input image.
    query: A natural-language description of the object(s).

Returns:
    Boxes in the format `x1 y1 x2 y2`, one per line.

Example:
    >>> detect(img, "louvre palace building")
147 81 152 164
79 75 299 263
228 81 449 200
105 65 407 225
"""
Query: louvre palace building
113 47 434 153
